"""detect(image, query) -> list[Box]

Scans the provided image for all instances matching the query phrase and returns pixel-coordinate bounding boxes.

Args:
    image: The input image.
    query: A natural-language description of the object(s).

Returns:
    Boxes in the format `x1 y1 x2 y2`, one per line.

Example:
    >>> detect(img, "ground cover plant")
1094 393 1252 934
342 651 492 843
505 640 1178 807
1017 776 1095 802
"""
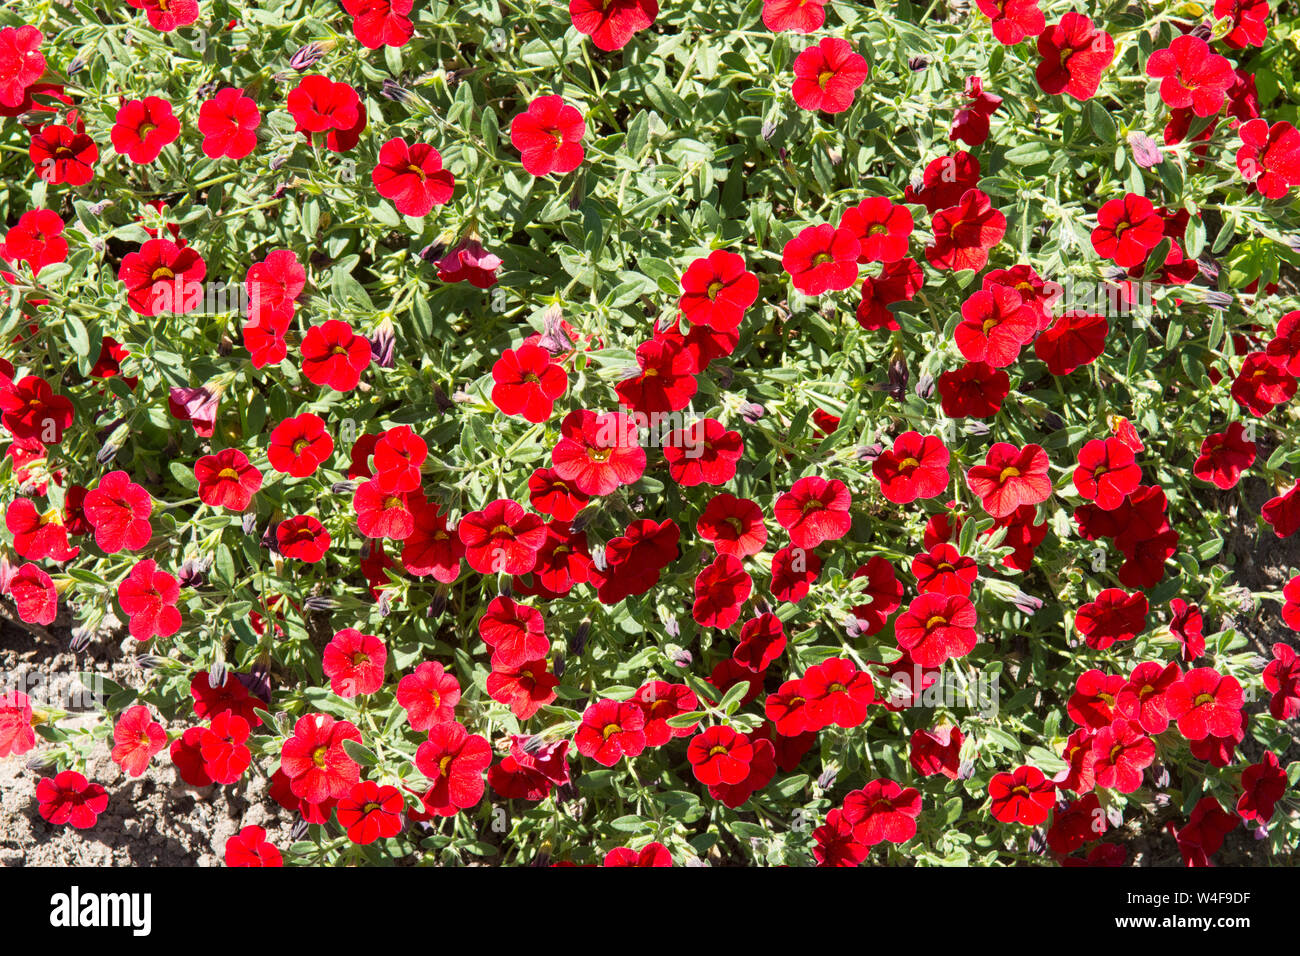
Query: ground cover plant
0 0 1298 867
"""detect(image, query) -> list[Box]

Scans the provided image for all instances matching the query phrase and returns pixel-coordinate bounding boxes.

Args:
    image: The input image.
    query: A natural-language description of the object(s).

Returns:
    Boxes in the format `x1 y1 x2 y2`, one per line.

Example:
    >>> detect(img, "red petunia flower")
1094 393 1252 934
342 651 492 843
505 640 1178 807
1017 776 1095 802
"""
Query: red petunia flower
528 467 590 521
569 0 658 50
955 285 1036 368
1145 35 1234 118
1263 642 1299 720
775 475 851 549
197 87 260 159
0 26 45 110
322 628 387 697
458 498 546 575
269 413 334 477
286 75 364 151
692 554 752 629
604 842 672 866
1073 436 1141 510
194 448 262 511
352 479 421 540
511 95 585 176
0 689 36 758
279 712 362 804
904 151 982 214
199 712 252 785
616 337 698 413
813 808 867 867
663 418 743 487
949 76 1002 146
1035 13 1115 101
988 765 1055 824
415 720 492 816
1074 587 1146 651
574 698 646 766
117 558 181 641
1214 0 1270 49
975 0 1045 44
1090 718 1154 793
0 374 73 445
337 781 405 844
894 592 978 667
397 660 461 730
225 825 282 866
636 681 699 746
909 725 963 779
938 361 1010 418
486 659 558 720
111 704 166 777
1090 193 1164 268
29 123 97 186
2 208 67 276
7 562 55 625
36 771 108 829
965 442 1052 518
342 0 414 49
479 596 549 669
688 725 754 787
1237 751 1286 824
769 545 821 603
118 238 206 316
783 224 860 295
372 136 455 217
84 470 152 553
873 431 951 503
550 409 646 496
843 779 922 845
276 514 331 562
590 517 680 603
1115 660 1181 736
791 38 869 114
912 543 978 597
803 657 875 730
762 0 826 32
127 0 199 31
679 249 759 332
925 188 1006 273
697 492 767 559
1034 311 1108 376
488 735 570 801
246 249 305 326
1232 351 1296 417
110 96 180 164
1235 118 1300 199
840 197 912 264
850 556 903 633
1166 667 1244 740
300 320 371 391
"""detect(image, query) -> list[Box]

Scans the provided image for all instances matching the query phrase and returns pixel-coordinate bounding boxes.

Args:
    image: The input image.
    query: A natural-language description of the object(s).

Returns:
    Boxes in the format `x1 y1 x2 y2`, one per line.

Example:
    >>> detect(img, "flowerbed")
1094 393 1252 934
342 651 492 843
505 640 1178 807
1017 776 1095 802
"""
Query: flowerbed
0 0 1298 867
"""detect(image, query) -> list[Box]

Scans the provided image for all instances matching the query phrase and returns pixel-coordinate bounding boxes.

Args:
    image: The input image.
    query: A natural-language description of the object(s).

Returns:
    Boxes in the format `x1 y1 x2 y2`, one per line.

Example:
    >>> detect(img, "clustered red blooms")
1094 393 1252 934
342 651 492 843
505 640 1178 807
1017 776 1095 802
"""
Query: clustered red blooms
3 0 1297 872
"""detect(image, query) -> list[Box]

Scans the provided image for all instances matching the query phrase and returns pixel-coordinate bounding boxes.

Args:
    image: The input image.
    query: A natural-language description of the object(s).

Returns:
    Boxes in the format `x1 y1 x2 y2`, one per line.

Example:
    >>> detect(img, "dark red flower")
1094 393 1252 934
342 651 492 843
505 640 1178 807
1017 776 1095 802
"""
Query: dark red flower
988 765 1055 824
1236 119 1300 199
1166 667 1244 740
873 431 950 503
117 238 206 316
843 779 922 845
1073 437 1141 510
938 360 1010 418
574 698 646 766
692 554 752 629
36 771 108 829
954 285 1036 367
117 558 181 641
276 514 331 562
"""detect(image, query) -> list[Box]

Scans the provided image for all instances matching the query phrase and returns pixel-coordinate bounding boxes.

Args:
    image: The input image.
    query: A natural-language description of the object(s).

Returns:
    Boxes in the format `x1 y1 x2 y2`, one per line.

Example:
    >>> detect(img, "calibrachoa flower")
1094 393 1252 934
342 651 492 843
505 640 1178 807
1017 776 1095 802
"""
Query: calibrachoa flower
575 698 646 766
697 493 767 558
279 713 363 804
29 123 97 186
1090 719 1155 793
783 223 860 295
925 189 1006 272
1236 119 1300 199
1262 643 1299 720
127 0 199 31
873 431 950 503
1166 668 1244 740
83 470 153 553
286 74 364 151
110 705 167 777
965 443 1052 518
1145 36 1234 118
1090 193 1164 268
225 826 282 867
200 712 252 785
0 690 36 758
511 95 586 176
491 345 568 423
976 0 1045 45
458 498 546 574
843 779 922 846
894 592 978 667
117 559 181 641
1073 437 1142 510
36 771 109 829
955 285 1036 368
679 250 759 332
1074 588 1147 650
604 842 672 866
300 320 372 391
0 26 44 109
414 721 493 816
688 725 754 786
3 208 67 275
569 0 658 50
194 448 262 511
118 239 206 316
322 628 387 697
1035 13 1115 101
791 38 869 115
111 97 180 164
372 137 455 216
774 475 851 549
337 781 405 844
550 409 646 496
988 765 1055 824
197 87 260 160
342 0 414 49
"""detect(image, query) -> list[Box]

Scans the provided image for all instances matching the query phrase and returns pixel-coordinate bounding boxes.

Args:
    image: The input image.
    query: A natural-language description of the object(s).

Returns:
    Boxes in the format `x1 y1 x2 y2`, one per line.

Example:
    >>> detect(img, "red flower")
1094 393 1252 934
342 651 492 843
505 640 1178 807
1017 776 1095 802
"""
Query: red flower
636 681 699 745
286 74 362 147
190 670 263 727
1146 35 1234 118
194 448 262 511
590 517 680 603
697 493 767 558
269 413 334 477
436 238 501 288
909 725 963 779
1169 797 1238 866
1090 193 1164 268
604 843 672 866
850 556 903 633
488 735 570 800
965 442 1052 518
1166 668 1244 740
679 250 758 332
372 136 455 217
400 502 463 582
783 224 860 295
118 238 206 316
574 698 646 765
925 188 1006 273
301 320 371 391
479 596 549 668
913 543 978 596
128 0 200 31
279 712 362 803
616 337 698 413
1263 483 1300 538
111 704 166 777
975 0 1045 44
528 467 590 521
762 0 826 32
803 657 875 730
904 151 981 214
337 781 405 844
949 76 1002 146
84 470 152 553
415 721 492 816
813 808 868 867
873 431 950 503
663 418 743 487
110 96 180 164
955 285 1036 367
569 0 657 50
550 409 646 496
458 498 546 574
734 613 786 671
1232 351 1296 417
342 0 413 49
692 554 751 629
0 374 73 444
322 629 387 697
0 689 36 758
486 659 558 719
510 95 585 176
938 361 1010 418
397 661 461 730
791 38 869 114
2 208 67 276
117 558 181 641
988 765 1055 824
840 197 913 264
894 592 978 667
29 123 97 186
7 562 56 624
246 249 305 325
1215 0 1269 49
225 825 282 866
1263 642 1299 720
276 514 331 562
352 479 420 540
1169 598 1206 663
36 771 108 829
528 519 593 594
1073 588 1146 651
197 87 260 159
688 725 754 786
1034 311 1108 376
843 779 922 845
1090 718 1154 793
775 475 851 549
770 545 821 603
0 26 44 109
856 257 924 330
1035 13 1115 101
1073 437 1141 510
1266 310 1300 376
1237 751 1286 824
1236 119 1300 199
199 712 252 785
